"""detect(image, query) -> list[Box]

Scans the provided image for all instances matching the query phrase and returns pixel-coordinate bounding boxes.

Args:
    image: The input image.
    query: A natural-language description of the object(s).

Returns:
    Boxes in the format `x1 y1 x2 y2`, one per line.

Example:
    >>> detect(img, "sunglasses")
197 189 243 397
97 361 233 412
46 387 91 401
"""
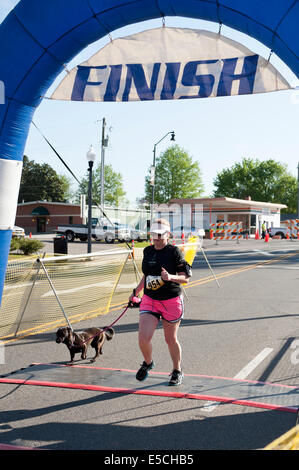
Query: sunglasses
150 232 168 238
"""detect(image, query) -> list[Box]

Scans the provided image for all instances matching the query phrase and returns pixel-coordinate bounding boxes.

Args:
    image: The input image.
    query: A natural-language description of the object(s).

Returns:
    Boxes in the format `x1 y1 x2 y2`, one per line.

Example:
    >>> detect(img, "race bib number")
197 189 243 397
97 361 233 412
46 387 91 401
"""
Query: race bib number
146 275 164 291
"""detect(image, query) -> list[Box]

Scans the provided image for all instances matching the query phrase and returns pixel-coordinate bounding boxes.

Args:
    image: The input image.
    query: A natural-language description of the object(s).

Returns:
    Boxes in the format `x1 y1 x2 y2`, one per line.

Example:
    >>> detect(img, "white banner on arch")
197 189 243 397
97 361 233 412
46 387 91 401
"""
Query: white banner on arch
51 27 290 102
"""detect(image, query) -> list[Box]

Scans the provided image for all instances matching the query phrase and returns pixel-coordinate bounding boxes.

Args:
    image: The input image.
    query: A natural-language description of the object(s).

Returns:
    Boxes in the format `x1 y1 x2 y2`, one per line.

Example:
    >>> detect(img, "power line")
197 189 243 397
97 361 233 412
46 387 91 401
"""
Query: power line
32 121 81 185
31 121 118 227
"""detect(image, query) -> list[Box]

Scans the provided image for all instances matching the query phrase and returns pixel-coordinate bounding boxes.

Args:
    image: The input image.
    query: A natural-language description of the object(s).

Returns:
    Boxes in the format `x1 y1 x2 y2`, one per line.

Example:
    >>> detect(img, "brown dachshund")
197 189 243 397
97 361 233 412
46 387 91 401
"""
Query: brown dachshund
56 326 114 363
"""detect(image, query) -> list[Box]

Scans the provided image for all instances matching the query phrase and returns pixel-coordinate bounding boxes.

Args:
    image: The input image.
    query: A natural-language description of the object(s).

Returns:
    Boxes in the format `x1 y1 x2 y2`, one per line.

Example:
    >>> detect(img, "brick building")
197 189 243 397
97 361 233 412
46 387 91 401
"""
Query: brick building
15 201 82 234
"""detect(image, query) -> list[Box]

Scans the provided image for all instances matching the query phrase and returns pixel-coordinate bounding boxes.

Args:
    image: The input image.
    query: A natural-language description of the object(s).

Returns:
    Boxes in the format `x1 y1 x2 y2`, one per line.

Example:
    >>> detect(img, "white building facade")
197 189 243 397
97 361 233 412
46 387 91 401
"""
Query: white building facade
157 197 287 236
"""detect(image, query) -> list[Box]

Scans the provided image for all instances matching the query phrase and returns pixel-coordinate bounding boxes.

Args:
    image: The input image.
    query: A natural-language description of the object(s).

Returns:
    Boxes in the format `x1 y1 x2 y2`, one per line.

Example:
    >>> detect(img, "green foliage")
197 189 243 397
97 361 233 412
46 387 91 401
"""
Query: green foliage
213 158 297 213
19 156 71 203
17 238 44 255
10 236 21 252
145 145 204 204
76 163 127 206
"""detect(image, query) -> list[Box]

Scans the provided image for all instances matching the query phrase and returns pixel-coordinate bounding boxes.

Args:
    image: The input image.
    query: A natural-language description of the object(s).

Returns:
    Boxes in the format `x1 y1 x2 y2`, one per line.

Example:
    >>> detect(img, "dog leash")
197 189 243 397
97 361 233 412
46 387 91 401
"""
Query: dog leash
78 297 141 345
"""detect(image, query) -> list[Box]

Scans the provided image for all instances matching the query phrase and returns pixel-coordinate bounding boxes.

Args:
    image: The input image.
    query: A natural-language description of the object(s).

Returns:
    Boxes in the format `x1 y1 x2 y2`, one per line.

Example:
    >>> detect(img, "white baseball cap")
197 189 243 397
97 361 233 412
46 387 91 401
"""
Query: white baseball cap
150 221 170 235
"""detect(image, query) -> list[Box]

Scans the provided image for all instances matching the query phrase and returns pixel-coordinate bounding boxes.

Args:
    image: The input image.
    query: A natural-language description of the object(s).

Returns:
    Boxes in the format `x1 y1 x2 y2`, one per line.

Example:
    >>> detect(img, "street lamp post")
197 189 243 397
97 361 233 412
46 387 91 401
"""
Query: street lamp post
86 145 96 253
99 117 109 211
150 131 175 225
100 118 106 210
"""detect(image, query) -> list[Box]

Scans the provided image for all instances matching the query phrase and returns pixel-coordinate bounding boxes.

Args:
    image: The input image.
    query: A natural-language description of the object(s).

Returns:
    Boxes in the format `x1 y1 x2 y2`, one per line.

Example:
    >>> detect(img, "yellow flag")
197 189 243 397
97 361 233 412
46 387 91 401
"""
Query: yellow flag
178 236 200 286
184 236 200 266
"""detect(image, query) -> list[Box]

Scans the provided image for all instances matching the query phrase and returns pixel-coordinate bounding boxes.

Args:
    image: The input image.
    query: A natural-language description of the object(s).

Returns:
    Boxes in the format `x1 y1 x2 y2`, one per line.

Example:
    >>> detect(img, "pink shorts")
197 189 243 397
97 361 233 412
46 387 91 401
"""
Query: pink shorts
140 294 184 323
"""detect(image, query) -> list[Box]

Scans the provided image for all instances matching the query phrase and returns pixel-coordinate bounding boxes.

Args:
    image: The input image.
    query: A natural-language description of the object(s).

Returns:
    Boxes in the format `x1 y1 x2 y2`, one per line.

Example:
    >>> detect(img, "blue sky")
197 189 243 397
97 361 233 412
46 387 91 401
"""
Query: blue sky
1 1 299 206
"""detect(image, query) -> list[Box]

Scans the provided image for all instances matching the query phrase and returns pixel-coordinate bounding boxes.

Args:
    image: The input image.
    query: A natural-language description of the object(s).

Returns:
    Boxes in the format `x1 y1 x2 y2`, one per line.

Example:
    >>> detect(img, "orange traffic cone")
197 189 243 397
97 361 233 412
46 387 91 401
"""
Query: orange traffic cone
265 232 269 242
255 229 259 240
29 232 32 238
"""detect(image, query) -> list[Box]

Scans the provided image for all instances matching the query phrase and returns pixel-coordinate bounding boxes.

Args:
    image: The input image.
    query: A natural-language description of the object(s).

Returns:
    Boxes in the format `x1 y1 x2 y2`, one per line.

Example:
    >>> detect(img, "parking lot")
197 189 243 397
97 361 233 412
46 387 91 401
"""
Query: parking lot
1 237 299 451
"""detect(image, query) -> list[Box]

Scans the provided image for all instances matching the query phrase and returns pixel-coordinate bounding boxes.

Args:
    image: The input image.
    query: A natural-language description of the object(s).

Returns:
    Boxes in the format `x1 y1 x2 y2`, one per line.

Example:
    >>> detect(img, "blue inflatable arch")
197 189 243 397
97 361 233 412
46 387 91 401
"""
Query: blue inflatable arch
0 0 299 303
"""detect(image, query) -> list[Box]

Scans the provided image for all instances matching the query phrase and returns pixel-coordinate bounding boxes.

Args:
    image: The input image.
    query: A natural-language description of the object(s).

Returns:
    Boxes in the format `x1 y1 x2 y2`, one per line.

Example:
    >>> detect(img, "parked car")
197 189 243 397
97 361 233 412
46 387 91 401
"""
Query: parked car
171 225 205 239
268 227 288 239
131 227 147 241
55 222 130 243
115 224 147 241
12 225 25 237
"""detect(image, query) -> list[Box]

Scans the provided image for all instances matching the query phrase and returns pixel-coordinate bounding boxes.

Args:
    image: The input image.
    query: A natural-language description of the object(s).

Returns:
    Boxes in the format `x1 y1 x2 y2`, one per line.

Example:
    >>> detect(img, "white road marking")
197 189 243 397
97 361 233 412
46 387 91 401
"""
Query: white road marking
42 281 113 297
221 252 261 257
42 281 136 297
194 250 276 265
258 266 299 270
202 347 273 412
233 348 273 380
195 251 256 260
252 249 274 256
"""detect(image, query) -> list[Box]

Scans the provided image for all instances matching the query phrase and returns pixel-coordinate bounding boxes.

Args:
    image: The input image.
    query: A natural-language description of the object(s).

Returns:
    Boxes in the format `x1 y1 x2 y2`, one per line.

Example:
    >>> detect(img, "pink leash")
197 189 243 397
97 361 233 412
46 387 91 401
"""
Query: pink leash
79 297 141 345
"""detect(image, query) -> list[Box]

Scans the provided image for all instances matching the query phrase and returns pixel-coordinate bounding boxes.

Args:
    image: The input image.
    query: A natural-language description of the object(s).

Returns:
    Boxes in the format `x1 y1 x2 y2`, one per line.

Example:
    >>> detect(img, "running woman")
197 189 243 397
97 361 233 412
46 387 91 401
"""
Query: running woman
129 218 192 386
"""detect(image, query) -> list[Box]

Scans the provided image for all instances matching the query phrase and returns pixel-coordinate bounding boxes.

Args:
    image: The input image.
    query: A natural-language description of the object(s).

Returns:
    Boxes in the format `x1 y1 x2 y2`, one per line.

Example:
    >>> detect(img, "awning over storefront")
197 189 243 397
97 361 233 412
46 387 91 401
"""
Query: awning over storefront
31 206 50 216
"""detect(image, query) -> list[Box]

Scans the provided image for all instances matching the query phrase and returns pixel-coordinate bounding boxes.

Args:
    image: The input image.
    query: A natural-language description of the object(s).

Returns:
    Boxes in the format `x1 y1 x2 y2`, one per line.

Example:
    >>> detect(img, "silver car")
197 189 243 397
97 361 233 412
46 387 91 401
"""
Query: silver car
93 224 131 243
116 224 147 241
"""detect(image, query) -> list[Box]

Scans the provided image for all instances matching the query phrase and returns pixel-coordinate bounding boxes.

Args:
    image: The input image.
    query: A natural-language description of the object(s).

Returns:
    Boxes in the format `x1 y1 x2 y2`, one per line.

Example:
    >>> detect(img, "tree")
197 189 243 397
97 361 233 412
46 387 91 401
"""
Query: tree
144 145 204 204
18 155 72 203
213 158 297 213
76 162 127 206
59 174 75 202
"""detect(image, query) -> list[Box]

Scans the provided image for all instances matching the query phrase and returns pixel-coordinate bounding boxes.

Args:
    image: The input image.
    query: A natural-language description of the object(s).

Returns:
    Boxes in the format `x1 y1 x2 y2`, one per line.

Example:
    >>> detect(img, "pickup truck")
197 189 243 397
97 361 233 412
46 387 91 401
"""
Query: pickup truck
55 223 131 243
268 227 288 239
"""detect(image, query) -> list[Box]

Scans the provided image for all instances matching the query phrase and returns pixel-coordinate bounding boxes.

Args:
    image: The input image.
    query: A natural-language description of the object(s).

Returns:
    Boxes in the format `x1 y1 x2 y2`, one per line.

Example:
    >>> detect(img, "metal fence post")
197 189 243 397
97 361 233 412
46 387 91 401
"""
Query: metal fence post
38 258 73 330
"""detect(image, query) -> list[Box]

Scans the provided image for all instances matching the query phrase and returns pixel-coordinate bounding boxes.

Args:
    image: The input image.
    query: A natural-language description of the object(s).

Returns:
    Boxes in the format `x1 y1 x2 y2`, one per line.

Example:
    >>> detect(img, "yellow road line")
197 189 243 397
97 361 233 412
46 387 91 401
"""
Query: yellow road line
185 250 299 289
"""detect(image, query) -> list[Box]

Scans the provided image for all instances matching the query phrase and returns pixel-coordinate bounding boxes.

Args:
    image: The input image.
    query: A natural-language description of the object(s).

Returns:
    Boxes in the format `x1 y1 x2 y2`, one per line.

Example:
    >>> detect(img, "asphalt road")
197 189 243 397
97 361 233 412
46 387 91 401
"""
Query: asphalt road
1 238 299 453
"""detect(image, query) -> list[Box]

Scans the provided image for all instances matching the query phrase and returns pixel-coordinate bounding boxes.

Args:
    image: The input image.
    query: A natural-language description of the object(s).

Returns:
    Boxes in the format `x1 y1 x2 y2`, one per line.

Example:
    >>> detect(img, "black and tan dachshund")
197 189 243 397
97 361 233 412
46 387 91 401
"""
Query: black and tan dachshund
56 326 114 363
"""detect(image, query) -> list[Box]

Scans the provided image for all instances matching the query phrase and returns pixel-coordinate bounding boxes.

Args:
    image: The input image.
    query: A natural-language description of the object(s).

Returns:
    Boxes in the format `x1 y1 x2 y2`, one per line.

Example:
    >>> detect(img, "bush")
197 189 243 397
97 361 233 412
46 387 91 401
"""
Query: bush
17 238 44 255
10 236 21 252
